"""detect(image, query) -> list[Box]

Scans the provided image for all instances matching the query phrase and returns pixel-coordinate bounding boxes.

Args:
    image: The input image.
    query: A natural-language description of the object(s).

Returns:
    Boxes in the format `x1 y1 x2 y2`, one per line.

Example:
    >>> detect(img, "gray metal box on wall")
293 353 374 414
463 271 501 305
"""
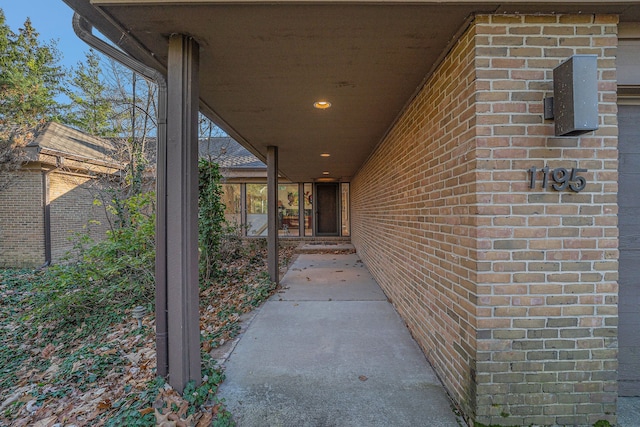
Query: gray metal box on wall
553 55 599 136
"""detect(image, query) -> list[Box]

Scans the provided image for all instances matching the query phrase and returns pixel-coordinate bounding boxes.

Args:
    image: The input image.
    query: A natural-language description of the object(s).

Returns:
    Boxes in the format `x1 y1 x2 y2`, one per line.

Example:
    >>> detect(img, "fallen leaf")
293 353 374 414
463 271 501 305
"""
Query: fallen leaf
196 412 213 427
359 375 368 381
155 408 171 424
31 415 57 427
41 344 55 359
97 399 112 410
136 407 153 416
177 400 189 417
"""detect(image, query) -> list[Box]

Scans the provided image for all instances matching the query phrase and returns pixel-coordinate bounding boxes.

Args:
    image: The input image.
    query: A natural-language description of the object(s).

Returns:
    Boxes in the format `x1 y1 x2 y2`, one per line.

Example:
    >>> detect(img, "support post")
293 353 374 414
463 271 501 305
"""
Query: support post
267 146 279 284
42 170 52 265
166 34 201 392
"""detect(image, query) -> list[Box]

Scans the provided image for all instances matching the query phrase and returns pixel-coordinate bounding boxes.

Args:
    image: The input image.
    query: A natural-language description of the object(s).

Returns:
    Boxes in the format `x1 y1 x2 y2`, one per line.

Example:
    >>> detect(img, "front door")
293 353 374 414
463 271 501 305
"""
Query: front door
315 183 339 236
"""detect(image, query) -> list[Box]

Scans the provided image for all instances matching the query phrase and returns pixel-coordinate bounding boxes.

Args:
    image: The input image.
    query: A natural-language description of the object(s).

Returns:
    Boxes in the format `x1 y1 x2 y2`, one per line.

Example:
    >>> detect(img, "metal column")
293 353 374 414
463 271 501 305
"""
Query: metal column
267 146 279 284
166 34 201 392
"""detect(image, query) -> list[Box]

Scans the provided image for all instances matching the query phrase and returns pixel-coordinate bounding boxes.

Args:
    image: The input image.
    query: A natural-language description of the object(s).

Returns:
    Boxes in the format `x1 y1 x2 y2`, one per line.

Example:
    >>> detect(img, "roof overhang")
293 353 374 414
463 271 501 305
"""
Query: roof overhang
62 0 640 182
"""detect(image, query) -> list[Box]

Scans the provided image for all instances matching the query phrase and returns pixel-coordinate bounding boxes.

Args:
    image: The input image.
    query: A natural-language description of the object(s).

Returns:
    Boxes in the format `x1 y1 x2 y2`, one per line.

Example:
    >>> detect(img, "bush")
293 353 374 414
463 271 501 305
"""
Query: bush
31 191 156 337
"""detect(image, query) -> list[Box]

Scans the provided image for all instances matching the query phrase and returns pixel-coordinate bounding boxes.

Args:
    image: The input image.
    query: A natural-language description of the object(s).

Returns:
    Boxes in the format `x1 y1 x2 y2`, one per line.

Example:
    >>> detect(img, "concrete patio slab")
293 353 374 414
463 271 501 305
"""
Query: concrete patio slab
217 253 463 427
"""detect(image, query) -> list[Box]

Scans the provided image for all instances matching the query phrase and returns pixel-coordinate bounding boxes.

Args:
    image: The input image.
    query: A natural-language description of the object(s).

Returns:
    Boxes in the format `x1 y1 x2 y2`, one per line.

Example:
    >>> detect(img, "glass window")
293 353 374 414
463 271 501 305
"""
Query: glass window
220 184 241 228
278 184 300 236
304 183 313 236
341 183 350 237
246 183 268 236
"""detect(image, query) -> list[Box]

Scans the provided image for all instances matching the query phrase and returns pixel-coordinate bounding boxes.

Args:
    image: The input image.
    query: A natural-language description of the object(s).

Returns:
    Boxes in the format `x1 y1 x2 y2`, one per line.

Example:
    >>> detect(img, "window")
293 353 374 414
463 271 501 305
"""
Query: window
220 184 241 228
246 183 268 236
278 184 300 236
304 183 313 236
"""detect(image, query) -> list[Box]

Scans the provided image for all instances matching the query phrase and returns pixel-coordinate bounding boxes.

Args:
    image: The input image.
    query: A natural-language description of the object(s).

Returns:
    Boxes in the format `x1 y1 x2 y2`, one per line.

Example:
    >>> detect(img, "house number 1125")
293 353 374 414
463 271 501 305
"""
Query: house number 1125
527 166 587 193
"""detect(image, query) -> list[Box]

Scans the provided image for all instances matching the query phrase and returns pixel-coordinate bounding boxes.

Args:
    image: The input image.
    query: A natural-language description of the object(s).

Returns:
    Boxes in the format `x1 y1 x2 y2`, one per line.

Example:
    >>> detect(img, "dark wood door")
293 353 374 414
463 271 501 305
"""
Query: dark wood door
619 104 640 396
316 183 338 235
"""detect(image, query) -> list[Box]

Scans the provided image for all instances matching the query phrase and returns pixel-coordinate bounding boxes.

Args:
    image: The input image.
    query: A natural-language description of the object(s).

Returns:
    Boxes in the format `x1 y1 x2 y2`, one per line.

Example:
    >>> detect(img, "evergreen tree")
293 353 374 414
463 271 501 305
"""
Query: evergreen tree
0 11 65 130
0 9 66 189
66 49 116 137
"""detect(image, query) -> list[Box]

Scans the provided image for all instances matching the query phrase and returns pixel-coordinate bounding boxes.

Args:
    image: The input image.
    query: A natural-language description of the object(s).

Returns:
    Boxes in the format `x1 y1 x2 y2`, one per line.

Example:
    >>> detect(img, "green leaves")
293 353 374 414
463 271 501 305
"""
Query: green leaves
0 11 65 129
198 159 227 280
65 49 117 137
30 192 156 338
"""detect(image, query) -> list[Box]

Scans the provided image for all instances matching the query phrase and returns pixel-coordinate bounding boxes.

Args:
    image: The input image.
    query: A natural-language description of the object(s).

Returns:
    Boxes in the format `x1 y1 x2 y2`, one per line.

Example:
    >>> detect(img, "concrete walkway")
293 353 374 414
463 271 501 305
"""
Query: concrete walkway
619 397 640 426
217 252 463 427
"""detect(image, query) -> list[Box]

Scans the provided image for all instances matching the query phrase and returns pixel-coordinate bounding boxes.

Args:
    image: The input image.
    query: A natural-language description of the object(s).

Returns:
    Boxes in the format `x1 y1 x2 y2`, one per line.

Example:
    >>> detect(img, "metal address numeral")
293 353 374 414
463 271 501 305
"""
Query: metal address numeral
528 167 587 193
568 168 587 192
551 168 569 191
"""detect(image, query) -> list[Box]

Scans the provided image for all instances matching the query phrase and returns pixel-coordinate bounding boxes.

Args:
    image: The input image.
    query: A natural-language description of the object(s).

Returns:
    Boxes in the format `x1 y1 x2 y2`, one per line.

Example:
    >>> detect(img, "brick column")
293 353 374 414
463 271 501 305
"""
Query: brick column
474 14 619 426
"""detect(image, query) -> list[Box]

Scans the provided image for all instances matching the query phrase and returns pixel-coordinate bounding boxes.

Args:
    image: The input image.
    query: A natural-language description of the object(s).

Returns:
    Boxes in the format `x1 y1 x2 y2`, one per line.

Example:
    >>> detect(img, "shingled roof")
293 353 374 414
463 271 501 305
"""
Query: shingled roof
25 122 123 170
199 137 265 170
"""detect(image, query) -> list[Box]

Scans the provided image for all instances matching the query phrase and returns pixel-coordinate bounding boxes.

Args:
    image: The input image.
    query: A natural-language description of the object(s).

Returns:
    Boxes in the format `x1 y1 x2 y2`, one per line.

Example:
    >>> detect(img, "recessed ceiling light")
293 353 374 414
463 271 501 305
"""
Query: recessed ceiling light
322 171 330 175
320 153 330 157
314 101 331 109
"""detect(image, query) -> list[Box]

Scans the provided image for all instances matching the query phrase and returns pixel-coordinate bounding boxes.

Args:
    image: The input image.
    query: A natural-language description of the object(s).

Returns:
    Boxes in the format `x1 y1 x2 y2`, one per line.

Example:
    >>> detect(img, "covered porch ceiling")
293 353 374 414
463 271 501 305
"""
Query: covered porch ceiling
64 1 640 182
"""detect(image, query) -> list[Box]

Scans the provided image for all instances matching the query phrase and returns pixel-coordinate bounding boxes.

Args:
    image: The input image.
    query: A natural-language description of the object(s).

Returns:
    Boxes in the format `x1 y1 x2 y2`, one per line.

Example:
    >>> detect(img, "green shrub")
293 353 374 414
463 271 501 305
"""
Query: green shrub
31 191 156 338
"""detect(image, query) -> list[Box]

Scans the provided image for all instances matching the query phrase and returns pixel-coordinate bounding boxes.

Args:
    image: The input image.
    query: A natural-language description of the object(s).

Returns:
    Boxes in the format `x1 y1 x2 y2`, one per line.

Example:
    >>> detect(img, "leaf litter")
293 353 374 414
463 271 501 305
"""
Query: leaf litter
0 245 295 426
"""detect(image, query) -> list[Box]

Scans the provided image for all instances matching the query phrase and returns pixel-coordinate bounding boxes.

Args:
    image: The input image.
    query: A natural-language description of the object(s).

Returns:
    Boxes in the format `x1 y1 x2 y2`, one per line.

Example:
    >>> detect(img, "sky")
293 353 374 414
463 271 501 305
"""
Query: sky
1 0 89 69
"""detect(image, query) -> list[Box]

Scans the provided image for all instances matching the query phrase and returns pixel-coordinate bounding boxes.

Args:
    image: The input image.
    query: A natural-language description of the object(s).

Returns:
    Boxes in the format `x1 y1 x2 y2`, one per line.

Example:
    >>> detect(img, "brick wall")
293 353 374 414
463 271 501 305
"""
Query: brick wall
351 14 618 426
0 167 114 268
49 171 113 263
0 169 45 268
351 21 480 419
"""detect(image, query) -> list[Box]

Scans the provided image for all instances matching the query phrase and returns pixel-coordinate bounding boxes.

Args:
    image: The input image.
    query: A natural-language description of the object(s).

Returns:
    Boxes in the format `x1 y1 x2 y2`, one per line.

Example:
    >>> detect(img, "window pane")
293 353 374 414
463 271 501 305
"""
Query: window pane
304 183 313 236
278 184 299 236
220 184 241 228
341 183 350 237
246 183 268 236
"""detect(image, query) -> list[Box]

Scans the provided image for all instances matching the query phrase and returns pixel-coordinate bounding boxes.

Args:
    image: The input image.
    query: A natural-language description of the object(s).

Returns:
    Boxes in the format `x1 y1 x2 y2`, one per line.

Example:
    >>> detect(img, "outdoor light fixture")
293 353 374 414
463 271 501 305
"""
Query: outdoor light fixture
544 55 599 136
320 153 331 157
132 306 146 329
314 101 332 109
322 171 330 175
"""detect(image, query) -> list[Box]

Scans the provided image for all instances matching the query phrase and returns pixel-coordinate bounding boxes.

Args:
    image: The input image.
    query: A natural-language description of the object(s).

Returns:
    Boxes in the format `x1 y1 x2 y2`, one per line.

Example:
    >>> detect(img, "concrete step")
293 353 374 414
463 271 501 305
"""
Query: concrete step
295 240 355 254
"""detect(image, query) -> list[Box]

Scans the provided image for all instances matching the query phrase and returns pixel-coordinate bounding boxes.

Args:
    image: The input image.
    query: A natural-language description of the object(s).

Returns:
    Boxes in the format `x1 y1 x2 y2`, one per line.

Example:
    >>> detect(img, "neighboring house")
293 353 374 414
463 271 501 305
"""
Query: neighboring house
62 1 640 425
0 122 122 268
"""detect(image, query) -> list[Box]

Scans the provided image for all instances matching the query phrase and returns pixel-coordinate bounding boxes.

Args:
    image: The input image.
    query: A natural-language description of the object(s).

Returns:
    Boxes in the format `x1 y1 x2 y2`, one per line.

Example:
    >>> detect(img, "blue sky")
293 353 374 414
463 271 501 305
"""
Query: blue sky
2 0 89 69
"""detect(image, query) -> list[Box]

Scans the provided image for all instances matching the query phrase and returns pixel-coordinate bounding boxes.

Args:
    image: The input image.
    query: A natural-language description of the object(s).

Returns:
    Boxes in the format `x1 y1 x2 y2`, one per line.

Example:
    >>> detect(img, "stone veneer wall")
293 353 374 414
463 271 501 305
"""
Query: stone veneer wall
351 14 619 426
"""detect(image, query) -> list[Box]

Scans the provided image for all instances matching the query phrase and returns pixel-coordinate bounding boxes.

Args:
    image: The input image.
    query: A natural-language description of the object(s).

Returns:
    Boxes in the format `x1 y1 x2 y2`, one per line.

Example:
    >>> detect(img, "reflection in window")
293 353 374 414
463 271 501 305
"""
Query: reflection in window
341 183 350 237
220 184 241 228
304 183 313 236
278 184 299 236
246 183 268 236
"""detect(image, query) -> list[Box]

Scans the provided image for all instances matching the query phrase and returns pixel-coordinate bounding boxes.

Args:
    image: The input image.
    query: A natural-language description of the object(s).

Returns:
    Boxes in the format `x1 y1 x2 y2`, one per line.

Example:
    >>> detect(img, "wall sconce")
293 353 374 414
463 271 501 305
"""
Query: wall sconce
544 55 599 136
